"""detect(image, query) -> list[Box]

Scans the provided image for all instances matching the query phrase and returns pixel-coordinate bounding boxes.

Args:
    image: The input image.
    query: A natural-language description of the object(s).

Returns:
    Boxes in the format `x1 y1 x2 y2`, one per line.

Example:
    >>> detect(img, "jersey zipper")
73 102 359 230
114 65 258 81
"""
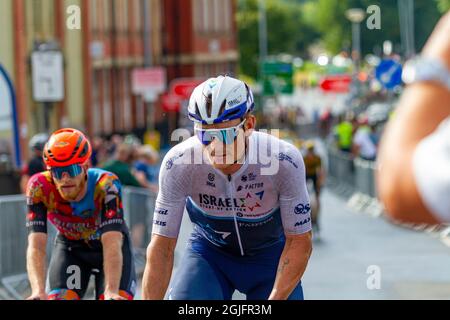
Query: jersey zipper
227 174 245 256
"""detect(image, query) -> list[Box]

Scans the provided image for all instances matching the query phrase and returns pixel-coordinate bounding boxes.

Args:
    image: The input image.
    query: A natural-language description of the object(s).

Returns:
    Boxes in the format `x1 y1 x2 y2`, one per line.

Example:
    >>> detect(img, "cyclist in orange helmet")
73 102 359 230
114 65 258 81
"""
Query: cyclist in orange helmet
26 128 136 300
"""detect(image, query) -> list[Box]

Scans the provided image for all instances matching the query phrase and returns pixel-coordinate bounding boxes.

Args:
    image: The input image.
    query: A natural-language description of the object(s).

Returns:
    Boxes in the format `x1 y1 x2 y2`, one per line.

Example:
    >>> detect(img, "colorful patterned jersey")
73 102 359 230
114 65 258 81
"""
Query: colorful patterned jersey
26 168 127 241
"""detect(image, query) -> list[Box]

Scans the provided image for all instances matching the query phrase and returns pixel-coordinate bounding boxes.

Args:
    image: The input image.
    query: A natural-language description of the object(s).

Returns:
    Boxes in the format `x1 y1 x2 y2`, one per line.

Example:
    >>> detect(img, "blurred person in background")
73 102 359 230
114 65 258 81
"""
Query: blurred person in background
134 145 160 193
352 116 378 161
303 141 324 235
90 136 108 168
107 134 124 157
377 11 450 225
319 107 333 138
20 133 48 193
333 114 353 153
102 143 144 188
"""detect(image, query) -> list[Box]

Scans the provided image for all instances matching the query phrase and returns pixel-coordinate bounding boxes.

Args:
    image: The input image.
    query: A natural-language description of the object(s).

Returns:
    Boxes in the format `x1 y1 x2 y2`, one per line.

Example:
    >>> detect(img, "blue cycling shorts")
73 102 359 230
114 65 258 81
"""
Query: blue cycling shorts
168 237 304 300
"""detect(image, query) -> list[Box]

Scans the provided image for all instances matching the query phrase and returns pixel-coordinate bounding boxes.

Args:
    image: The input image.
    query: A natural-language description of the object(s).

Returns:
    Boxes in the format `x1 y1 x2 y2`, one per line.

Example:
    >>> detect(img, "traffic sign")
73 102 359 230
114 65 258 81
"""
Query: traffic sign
31 51 65 102
375 59 402 90
261 61 294 95
169 78 204 99
319 74 352 93
132 67 166 95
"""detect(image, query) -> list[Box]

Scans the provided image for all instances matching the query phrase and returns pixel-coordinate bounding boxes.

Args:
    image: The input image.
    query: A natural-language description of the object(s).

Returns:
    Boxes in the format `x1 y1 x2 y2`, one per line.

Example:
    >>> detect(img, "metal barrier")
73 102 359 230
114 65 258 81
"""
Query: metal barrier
326 147 377 199
0 195 28 280
122 186 157 252
0 186 157 299
354 158 377 198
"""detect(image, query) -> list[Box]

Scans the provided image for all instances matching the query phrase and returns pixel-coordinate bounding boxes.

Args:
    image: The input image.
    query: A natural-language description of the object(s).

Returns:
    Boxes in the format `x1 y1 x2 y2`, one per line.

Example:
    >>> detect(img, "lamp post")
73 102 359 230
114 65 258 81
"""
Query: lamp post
345 8 365 72
258 0 268 112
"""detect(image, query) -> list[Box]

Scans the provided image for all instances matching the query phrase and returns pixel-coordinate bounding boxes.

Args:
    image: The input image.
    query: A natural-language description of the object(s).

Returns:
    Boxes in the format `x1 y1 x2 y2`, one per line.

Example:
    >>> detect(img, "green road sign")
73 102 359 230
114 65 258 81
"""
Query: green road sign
262 61 294 95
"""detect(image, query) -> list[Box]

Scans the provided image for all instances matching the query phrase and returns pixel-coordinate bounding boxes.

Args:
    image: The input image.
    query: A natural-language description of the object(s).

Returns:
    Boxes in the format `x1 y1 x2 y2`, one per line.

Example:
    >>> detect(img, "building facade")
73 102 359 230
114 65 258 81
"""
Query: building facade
0 0 238 166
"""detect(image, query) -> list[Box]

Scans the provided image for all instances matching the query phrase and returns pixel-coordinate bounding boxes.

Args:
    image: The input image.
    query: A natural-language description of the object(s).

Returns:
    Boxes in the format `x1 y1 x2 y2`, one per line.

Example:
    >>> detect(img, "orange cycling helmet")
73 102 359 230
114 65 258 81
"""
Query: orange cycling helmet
43 128 92 168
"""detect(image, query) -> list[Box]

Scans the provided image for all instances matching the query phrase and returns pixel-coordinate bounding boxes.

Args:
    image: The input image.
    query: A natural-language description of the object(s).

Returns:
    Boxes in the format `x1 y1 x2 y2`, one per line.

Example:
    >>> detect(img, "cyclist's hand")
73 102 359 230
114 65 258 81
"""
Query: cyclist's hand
103 291 127 300
26 292 48 300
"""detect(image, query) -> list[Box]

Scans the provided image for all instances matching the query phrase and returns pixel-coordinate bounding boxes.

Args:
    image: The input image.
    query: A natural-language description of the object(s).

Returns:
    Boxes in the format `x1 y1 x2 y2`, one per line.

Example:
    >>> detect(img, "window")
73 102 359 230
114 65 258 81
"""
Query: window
103 0 111 31
92 71 101 135
193 0 202 32
121 0 129 32
90 0 98 32
202 0 210 32
123 69 131 131
213 0 220 32
133 0 143 33
103 70 112 134
224 0 231 32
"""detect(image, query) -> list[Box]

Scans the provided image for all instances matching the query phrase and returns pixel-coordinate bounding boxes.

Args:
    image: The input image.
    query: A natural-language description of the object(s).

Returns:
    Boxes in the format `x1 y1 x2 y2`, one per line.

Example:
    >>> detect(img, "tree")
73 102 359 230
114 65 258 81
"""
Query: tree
237 0 319 79
436 0 450 13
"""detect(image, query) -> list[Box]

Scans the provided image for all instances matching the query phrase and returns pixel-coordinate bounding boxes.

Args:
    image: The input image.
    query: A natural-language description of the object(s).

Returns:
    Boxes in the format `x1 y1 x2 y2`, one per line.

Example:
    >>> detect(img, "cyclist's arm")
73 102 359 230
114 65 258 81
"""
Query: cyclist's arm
99 175 127 299
26 233 48 300
269 232 312 300
273 145 313 300
101 231 124 300
25 175 49 299
142 234 177 299
20 174 29 194
377 13 450 224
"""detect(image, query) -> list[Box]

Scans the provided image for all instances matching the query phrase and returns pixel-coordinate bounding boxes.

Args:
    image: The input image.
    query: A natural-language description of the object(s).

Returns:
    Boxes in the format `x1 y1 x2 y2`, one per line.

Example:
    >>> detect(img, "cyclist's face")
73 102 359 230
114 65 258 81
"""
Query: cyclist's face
53 166 87 201
202 115 255 169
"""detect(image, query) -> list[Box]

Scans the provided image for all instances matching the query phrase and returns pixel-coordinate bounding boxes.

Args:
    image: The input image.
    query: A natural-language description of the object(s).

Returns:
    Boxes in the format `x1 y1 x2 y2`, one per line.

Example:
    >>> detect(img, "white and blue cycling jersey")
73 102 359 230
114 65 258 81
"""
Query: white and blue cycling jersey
152 131 312 257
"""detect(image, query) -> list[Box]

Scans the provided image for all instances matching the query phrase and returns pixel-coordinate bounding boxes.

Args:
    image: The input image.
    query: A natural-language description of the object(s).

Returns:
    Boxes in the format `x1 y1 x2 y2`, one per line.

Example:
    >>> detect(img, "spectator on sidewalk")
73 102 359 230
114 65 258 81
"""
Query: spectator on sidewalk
102 143 143 188
90 136 108 168
134 145 160 193
352 117 378 161
333 114 353 153
20 133 48 193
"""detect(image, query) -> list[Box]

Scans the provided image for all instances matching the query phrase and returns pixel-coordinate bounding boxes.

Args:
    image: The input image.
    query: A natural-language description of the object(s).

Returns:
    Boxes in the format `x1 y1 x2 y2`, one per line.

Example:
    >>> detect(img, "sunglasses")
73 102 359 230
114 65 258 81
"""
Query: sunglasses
194 119 247 146
50 164 84 180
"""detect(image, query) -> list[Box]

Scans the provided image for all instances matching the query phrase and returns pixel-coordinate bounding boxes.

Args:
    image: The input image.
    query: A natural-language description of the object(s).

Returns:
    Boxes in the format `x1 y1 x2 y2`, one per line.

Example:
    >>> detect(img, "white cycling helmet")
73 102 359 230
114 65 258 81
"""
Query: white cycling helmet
188 75 255 125
29 133 49 151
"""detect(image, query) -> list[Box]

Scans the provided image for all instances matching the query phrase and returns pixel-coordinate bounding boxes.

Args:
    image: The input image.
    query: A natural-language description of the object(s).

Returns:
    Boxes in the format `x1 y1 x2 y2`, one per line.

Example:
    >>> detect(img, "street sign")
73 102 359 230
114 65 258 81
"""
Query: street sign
262 61 294 95
31 51 65 102
375 59 402 90
319 74 352 93
169 78 204 100
0 64 21 168
132 67 166 95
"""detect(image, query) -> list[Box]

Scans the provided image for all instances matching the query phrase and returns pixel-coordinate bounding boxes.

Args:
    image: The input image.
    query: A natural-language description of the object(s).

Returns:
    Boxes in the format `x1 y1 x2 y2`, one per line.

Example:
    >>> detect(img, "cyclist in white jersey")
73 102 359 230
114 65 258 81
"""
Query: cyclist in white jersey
142 75 313 300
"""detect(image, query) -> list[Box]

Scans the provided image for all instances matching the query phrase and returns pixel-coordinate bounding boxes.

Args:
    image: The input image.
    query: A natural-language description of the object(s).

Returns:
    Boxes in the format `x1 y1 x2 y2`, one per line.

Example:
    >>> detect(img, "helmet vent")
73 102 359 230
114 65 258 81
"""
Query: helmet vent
218 100 227 118
78 143 89 158
205 93 213 118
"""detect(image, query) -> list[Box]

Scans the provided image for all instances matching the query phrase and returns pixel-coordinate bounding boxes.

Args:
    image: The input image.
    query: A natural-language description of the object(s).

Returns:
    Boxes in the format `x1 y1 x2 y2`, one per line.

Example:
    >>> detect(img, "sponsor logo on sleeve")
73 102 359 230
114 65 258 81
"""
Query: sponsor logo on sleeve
277 153 299 169
153 220 167 227
294 203 311 215
105 210 117 219
156 208 169 215
27 212 36 221
294 217 311 227
165 153 185 170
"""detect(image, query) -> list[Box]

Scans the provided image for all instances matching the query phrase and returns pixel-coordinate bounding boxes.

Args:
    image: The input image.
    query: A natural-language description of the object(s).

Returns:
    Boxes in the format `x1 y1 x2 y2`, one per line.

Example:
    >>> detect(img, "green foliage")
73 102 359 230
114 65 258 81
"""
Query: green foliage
436 0 450 12
237 0 319 79
237 0 445 79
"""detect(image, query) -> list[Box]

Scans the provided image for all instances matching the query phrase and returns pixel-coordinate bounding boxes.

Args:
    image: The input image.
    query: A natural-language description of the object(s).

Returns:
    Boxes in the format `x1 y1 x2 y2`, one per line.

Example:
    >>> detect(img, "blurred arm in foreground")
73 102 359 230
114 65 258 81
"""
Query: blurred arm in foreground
377 12 450 225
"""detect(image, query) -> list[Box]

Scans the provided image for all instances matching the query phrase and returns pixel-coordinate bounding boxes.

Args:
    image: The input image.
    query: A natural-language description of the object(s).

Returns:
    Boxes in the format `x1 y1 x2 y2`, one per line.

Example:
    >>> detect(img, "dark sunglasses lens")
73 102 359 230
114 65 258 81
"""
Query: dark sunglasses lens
52 165 82 179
